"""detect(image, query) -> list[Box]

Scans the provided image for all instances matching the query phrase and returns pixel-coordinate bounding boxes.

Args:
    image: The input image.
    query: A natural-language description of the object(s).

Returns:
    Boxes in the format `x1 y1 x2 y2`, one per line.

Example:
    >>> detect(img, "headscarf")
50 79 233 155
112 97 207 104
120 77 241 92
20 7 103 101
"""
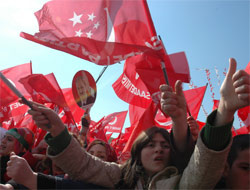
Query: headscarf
86 139 117 162
6 128 34 151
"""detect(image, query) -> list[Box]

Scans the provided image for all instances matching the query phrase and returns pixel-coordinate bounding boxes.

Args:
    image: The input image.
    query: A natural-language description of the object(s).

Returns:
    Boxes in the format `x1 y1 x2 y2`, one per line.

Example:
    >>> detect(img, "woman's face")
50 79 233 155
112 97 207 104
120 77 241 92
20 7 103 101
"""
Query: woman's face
140 133 170 176
88 144 108 161
0 134 16 156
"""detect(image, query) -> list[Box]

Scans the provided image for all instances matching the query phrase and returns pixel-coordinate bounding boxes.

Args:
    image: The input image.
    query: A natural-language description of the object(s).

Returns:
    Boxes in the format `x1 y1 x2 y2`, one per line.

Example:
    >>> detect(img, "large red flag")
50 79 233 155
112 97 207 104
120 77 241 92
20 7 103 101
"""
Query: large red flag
103 111 128 133
20 0 163 65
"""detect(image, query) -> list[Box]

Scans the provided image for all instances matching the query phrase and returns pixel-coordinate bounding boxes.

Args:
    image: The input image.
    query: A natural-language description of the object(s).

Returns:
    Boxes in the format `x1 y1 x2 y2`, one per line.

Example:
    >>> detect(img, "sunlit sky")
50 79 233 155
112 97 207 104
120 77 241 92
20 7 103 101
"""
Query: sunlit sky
0 0 249 130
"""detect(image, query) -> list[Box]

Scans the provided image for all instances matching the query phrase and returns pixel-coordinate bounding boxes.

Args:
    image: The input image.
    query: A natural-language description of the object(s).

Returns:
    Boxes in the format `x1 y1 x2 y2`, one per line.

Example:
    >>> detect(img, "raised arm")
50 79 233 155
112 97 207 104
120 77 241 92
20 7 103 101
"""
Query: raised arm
160 80 188 152
179 58 250 189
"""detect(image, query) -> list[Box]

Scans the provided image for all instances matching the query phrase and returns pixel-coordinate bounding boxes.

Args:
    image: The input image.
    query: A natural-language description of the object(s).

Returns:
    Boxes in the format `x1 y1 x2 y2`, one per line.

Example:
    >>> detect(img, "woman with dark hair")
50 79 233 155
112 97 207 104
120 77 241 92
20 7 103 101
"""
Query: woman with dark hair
117 127 171 189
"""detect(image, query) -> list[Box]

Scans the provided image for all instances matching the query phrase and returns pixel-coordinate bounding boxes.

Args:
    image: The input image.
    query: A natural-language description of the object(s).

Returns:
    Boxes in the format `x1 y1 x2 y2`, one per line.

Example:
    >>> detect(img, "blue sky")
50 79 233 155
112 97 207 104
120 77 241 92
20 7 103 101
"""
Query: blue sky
0 0 249 130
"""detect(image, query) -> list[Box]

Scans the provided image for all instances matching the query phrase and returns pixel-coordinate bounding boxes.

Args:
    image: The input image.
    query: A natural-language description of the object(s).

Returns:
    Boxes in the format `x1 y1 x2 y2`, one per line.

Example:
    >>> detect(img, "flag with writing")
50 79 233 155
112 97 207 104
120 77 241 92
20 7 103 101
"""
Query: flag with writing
20 0 163 65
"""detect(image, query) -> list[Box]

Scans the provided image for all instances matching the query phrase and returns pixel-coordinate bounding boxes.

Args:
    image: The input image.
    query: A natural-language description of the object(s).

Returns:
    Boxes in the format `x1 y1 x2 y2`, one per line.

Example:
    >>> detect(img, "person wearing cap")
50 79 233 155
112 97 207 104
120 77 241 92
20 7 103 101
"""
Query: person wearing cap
0 127 35 184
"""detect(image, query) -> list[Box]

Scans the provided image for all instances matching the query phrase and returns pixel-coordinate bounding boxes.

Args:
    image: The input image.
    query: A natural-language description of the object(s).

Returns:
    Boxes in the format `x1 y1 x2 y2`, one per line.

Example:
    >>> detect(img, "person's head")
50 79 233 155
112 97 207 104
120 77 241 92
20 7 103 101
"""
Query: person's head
86 139 117 162
119 126 171 188
222 134 250 189
0 128 34 156
75 72 90 104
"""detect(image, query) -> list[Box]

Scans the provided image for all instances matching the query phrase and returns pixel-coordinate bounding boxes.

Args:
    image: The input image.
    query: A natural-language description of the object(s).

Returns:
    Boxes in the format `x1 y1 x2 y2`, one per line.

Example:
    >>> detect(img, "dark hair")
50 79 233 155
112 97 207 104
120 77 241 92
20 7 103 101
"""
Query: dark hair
116 126 171 189
227 134 250 167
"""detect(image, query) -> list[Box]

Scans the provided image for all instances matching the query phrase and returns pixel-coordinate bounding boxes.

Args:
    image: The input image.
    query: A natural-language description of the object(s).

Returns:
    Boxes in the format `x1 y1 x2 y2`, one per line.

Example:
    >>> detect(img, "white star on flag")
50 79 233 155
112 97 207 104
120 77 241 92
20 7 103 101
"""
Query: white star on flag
69 12 83 27
75 29 83 37
88 13 96 21
93 22 100 29
86 30 93 38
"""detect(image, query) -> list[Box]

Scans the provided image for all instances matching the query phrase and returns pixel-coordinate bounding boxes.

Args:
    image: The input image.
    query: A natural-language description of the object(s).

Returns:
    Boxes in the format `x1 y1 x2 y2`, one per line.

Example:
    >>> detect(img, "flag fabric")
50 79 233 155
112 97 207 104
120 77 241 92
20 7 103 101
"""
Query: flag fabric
20 0 163 65
103 111 128 133
123 102 157 153
88 117 107 143
212 99 220 110
135 52 190 102
0 63 32 106
184 85 207 119
112 52 190 108
112 58 152 108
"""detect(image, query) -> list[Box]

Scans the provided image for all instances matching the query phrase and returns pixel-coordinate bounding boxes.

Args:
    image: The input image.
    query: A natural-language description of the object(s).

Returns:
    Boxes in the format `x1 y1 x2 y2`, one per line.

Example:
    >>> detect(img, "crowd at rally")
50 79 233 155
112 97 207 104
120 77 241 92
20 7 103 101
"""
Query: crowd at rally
0 58 249 189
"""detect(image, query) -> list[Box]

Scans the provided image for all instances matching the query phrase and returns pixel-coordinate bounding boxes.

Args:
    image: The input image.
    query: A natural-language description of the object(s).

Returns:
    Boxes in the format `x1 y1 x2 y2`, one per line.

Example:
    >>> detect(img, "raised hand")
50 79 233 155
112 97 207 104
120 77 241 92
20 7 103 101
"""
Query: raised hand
160 80 188 151
6 152 37 189
160 80 187 120
27 101 65 137
216 58 250 125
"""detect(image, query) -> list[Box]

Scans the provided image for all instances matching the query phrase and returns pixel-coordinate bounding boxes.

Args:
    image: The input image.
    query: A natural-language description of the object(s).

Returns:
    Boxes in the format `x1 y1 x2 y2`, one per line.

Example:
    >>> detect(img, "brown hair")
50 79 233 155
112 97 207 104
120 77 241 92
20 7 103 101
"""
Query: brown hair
116 126 171 189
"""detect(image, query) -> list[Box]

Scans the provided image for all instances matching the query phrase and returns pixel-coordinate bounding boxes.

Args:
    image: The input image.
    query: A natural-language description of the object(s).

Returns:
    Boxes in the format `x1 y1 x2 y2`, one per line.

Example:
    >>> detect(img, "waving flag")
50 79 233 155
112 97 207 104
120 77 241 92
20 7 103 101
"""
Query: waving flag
103 111 128 133
112 59 152 108
0 63 32 106
113 52 190 108
184 85 207 119
135 52 190 101
21 0 163 65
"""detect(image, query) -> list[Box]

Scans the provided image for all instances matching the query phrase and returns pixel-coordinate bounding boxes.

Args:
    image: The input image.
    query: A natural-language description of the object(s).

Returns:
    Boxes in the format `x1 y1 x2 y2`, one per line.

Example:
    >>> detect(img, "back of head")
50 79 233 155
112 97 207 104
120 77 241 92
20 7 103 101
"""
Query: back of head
228 134 250 167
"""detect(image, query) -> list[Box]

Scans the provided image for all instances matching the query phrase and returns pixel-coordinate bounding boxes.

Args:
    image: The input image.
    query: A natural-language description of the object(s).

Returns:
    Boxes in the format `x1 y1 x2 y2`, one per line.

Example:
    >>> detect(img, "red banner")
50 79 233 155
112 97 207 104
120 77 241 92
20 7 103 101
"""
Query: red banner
21 0 163 65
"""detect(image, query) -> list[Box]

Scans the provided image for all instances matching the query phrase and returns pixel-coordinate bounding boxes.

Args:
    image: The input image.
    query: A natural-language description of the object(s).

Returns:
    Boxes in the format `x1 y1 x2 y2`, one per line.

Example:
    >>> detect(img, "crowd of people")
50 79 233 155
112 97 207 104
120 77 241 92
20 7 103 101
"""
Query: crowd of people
0 58 249 189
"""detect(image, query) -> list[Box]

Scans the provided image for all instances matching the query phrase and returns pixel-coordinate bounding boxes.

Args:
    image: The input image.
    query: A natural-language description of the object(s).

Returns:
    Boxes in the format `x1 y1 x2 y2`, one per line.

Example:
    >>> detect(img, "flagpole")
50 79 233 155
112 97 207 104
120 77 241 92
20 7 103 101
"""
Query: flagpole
95 65 108 84
158 35 170 85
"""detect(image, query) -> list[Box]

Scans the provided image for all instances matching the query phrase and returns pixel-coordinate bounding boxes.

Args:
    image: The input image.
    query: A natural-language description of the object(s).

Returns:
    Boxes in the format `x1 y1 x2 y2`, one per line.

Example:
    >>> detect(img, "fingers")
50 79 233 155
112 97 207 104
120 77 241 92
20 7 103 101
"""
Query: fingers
226 58 237 78
175 80 183 96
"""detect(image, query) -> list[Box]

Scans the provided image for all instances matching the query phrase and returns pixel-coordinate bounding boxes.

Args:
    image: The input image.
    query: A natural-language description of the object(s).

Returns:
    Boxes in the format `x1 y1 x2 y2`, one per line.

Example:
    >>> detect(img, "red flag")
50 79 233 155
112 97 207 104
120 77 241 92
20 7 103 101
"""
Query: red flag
212 99 220 110
20 0 163 65
88 117 107 143
0 63 32 106
62 88 85 130
123 102 157 153
238 106 250 129
112 58 152 109
1 63 32 97
135 53 190 100
0 106 11 123
103 111 128 133
184 85 207 119
154 109 172 131
245 61 250 74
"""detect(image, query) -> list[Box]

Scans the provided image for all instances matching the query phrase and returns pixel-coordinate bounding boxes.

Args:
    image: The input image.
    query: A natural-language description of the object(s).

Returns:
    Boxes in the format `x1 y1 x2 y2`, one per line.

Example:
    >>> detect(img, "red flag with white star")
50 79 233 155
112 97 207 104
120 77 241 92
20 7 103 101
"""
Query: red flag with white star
20 0 163 65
